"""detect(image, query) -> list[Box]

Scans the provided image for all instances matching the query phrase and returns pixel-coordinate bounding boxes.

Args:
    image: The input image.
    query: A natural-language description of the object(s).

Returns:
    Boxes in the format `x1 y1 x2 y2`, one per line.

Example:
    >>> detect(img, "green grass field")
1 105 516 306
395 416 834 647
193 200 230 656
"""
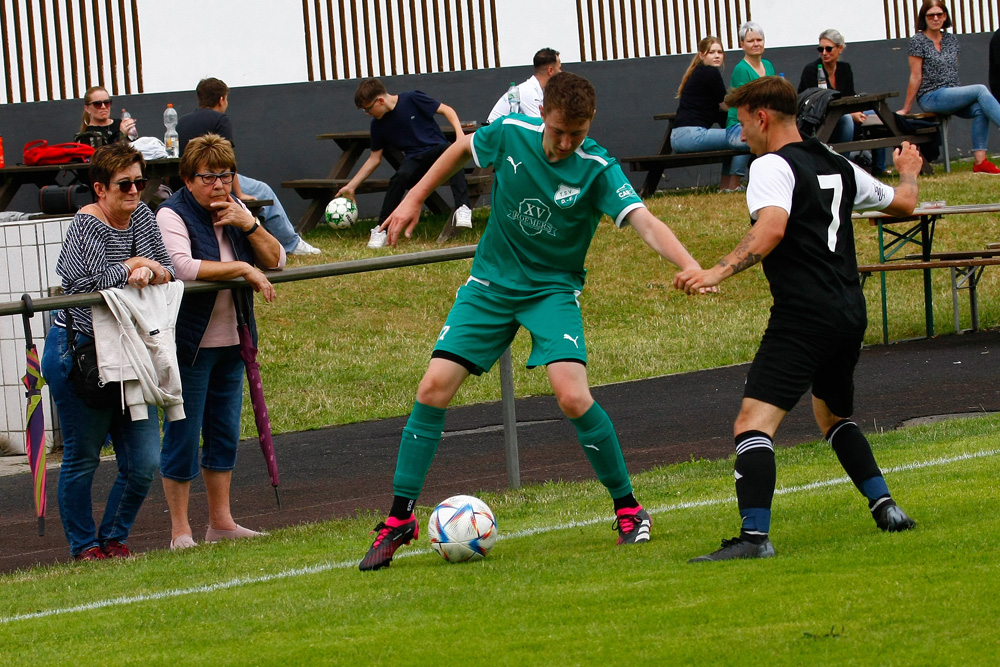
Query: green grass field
2 415 998 665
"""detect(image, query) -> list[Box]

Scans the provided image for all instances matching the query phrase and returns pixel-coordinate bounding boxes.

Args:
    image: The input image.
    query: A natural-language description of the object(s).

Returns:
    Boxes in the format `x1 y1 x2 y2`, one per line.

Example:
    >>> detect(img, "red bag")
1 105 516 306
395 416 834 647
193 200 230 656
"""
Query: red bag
23 140 95 166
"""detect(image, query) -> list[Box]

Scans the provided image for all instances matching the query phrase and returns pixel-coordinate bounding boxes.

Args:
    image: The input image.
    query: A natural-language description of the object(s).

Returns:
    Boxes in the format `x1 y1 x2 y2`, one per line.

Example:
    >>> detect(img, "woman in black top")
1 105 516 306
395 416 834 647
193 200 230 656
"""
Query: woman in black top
78 85 137 146
797 29 867 144
672 36 748 191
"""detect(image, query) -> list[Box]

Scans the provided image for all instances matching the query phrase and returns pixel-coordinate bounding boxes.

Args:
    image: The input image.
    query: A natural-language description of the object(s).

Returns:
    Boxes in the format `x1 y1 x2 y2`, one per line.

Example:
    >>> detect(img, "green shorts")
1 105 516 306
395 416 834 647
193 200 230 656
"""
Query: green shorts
432 279 587 375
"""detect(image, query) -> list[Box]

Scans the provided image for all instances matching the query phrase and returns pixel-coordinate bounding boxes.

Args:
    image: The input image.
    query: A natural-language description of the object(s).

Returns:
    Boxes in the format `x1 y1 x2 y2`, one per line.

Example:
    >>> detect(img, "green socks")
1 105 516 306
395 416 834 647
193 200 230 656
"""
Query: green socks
392 401 447 500
570 402 633 499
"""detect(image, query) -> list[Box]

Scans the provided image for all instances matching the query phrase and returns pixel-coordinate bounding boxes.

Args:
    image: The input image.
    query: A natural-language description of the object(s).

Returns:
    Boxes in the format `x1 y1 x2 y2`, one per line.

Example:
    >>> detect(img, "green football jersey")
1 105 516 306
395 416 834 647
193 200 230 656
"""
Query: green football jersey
470 115 644 292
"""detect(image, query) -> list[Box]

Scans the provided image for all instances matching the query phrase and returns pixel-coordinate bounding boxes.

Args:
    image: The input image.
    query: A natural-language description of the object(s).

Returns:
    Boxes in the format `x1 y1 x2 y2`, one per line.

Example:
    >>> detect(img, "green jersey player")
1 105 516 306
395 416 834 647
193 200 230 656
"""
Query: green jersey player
359 72 706 571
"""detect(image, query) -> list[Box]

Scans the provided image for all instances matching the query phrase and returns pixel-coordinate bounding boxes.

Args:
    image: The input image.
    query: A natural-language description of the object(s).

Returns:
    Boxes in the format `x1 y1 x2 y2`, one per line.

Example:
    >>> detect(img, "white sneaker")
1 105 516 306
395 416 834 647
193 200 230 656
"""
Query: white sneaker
291 238 322 255
454 205 473 228
368 227 388 249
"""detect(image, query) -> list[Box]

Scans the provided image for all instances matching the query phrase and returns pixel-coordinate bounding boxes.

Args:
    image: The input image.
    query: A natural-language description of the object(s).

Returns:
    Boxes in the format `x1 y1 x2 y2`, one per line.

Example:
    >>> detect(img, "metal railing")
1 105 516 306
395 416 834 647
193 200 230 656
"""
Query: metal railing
0 245 523 489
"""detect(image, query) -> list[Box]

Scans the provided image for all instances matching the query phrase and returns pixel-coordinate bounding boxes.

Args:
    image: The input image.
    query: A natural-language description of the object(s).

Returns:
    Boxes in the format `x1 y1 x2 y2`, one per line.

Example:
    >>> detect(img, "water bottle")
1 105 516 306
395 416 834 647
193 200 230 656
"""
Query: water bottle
121 109 139 141
506 82 520 114
163 103 179 158
817 64 828 89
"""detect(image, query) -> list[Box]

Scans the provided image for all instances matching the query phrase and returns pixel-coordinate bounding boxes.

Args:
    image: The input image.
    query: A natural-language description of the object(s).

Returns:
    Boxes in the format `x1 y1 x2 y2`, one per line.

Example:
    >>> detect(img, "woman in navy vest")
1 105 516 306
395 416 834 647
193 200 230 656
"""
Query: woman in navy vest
156 134 285 550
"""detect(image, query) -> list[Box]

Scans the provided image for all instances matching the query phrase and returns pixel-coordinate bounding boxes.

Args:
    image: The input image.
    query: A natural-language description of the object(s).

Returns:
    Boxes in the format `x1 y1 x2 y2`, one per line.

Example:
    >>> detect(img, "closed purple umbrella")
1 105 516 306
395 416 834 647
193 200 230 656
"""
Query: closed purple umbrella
21 295 47 536
234 289 280 507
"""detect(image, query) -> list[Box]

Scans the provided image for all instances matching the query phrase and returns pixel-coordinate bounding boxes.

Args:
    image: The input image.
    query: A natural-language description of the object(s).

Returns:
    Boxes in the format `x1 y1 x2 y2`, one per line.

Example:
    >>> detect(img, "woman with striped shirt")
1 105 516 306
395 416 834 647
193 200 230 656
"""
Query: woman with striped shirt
41 143 174 561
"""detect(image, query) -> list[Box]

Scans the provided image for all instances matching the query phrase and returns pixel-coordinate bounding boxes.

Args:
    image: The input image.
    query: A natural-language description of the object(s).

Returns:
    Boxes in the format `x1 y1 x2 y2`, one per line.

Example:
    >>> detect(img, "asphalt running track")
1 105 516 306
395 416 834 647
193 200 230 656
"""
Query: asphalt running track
1 329 998 573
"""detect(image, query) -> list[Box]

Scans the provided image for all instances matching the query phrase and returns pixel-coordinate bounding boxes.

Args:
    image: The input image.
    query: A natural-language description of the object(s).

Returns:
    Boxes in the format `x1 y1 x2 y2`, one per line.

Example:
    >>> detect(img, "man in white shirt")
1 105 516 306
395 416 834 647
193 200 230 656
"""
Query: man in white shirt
486 48 561 122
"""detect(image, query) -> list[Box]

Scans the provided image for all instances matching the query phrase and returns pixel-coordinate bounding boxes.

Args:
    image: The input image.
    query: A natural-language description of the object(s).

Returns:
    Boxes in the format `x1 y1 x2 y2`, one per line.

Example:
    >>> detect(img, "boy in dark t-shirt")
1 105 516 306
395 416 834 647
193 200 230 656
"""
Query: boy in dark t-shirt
675 76 922 562
337 79 473 245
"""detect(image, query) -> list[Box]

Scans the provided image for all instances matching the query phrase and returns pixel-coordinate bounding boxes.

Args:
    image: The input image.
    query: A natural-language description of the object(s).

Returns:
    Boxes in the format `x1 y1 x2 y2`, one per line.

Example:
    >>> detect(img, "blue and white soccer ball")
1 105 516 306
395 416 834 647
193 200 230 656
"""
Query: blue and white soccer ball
325 196 358 229
428 494 498 563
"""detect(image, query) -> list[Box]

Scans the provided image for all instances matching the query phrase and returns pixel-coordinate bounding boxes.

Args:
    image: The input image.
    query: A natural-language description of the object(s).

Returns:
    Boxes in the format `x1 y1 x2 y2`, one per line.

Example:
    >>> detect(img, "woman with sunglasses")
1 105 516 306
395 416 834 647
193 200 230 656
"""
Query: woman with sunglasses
156 134 284 550
901 0 1000 174
79 85 137 145
41 143 174 561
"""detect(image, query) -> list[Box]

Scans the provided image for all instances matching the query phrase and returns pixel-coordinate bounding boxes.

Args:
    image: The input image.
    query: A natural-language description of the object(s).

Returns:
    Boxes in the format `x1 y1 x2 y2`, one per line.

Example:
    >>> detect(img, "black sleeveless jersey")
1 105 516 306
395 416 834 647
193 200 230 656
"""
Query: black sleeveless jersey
756 138 867 336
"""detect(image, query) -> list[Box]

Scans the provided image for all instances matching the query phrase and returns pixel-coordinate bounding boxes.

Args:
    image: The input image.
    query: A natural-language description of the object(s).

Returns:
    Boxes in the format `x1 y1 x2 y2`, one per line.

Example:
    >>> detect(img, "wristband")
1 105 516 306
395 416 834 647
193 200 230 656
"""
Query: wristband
245 221 260 236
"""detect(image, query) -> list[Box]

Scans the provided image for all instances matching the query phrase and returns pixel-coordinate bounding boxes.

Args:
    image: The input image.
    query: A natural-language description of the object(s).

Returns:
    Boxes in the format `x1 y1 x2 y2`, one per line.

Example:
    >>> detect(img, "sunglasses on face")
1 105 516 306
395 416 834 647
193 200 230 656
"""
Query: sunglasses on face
193 171 235 185
926 11 946 18
88 99 112 108
817 46 837 53
111 178 148 193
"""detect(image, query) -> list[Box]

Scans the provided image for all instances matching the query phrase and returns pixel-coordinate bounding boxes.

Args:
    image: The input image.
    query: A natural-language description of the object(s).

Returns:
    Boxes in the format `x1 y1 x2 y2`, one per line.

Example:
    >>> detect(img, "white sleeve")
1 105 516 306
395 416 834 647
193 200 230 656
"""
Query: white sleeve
486 93 508 123
745 154 795 221
519 82 542 118
850 161 895 211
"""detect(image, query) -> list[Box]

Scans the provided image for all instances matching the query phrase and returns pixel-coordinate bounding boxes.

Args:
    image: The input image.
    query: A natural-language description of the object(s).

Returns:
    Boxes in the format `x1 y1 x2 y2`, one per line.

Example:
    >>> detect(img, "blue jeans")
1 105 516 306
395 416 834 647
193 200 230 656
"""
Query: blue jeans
726 124 751 176
41 325 160 556
671 125 747 176
919 84 1000 152
161 346 245 481
238 174 301 253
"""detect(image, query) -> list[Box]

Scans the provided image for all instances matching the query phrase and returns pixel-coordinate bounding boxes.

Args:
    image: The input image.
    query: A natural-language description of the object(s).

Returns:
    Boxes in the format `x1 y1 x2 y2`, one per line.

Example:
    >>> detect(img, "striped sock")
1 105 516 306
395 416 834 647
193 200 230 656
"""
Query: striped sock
735 430 776 537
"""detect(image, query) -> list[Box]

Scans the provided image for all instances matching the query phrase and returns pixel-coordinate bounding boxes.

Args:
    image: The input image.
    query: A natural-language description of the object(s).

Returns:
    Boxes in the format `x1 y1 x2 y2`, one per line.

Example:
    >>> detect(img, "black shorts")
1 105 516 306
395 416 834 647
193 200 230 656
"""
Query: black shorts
743 327 862 416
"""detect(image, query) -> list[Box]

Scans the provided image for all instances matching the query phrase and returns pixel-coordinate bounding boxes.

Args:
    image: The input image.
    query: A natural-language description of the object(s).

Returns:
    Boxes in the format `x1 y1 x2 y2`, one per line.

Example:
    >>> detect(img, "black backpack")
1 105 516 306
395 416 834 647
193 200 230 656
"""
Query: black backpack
796 87 841 139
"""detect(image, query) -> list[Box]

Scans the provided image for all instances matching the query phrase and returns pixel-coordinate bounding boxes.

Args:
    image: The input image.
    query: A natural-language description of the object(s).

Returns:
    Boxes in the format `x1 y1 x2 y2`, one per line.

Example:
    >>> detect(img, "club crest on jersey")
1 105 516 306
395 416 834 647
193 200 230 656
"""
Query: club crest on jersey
554 183 581 209
509 198 555 237
616 183 638 200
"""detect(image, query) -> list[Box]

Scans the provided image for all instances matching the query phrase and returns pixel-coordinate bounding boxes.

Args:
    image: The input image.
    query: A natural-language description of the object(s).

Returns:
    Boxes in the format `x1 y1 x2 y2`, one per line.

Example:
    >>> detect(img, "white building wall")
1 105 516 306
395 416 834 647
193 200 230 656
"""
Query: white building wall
753 0 897 48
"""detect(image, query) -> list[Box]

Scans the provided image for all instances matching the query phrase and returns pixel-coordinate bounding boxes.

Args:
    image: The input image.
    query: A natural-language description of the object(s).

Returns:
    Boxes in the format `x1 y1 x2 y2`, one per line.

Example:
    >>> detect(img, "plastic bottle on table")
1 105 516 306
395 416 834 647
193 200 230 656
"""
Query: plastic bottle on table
163 103 179 158
817 63 828 89
506 82 520 114
121 109 139 141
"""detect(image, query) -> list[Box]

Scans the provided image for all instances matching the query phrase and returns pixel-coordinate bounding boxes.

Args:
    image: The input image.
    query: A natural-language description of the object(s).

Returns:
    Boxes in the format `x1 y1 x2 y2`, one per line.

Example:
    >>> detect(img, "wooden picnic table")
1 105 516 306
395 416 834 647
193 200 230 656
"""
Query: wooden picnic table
0 158 181 211
284 122 493 234
627 92 938 197
854 203 1000 342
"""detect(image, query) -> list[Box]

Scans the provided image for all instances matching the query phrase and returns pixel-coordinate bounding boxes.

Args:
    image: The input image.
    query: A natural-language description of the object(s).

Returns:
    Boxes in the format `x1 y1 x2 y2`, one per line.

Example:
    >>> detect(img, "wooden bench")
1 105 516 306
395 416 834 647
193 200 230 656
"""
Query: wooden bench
858 254 1000 336
902 112 952 173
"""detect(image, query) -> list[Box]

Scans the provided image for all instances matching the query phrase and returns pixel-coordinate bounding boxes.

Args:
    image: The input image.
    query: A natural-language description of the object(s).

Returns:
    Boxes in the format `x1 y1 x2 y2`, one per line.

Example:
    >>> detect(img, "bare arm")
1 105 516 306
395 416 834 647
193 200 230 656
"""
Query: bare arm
901 55 923 115
673 206 788 294
382 133 474 246
436 103 465 139
626 207 702 272
882 141 922 217
336 149 384 200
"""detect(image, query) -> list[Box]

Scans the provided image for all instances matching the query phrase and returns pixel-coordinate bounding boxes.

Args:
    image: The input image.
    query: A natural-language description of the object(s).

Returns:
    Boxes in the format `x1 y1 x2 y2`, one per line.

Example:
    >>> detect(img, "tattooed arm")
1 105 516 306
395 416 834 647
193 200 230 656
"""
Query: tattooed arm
673 206 788 294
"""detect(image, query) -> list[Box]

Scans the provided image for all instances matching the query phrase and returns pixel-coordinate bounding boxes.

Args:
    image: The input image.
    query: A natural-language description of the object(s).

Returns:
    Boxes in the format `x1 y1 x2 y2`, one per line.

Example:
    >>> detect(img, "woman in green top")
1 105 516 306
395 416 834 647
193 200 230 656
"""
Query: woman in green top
726 22 775 184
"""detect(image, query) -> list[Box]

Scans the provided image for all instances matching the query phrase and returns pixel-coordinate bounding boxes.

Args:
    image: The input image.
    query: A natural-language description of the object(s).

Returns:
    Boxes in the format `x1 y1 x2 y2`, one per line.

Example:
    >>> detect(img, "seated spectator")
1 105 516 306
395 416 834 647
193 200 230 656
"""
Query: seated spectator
486 47 561 122
671 36 748 192
726 22 774 184
156 134 285 550
901 0 1000 174
337 78 473 247
77 85 137 146
798 29 886 174
41 142 174 561
177 78 322 255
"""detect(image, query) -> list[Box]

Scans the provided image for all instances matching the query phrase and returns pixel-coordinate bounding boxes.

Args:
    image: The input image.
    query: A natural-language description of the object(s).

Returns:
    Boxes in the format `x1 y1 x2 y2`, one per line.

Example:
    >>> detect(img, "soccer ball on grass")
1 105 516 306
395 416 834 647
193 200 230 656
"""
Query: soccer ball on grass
428 494 498 563
325 196 358 229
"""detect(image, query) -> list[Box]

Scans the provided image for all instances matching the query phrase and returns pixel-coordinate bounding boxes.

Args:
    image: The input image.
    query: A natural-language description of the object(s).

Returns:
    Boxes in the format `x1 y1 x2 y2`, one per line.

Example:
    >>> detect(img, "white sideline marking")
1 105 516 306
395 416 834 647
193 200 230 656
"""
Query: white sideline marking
3 447 996 624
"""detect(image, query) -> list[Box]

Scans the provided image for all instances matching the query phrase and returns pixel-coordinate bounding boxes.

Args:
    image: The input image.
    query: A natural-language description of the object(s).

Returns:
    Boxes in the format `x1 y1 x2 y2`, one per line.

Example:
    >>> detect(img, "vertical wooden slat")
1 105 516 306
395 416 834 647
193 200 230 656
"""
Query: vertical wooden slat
398 0 409 74
312 0 326 80
639 0 649 57
51 0 67 99
682 0 692 53
705 0 715 39
422 0 434 73
576 0 586 61
104 0 119 95
432 0 444 72
902 0 911 38
691 0 701 47
883 0 892 39
301 0 314 81
66 1 79 97
490 0 500 66
326 0 338 79
91 0 105 92
477 0 489 67
617 0 629 59
14 0 27 102
79 1 91 90
597 0 608 60
1 0 14 103
455 0 466 70
379 0 395 76
39 0 53 100
672 0 682 53
607 0 618 59
443 0 456 71
118 0 132 94
467 0 478 70
361 0 372 77
722 0 733 48
339 0 351 79
649 0 661 56
409 0 422 74
25 0 41 101
130 0 142 92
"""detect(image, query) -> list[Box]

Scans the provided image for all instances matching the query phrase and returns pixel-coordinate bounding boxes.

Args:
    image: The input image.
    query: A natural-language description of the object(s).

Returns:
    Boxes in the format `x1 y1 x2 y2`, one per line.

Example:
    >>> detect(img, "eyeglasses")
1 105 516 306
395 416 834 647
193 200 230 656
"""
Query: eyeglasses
193 171 235 185
112 178 148 193
87 99 112 108
362 98 380 114
817 46 837 53
925 11 946 18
